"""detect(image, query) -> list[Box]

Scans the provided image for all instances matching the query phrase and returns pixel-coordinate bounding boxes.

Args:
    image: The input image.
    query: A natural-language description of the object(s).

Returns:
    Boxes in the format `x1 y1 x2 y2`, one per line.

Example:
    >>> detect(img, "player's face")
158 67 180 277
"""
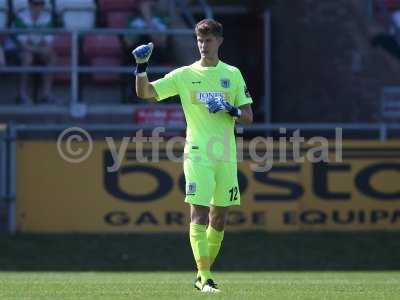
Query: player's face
196 33 223 60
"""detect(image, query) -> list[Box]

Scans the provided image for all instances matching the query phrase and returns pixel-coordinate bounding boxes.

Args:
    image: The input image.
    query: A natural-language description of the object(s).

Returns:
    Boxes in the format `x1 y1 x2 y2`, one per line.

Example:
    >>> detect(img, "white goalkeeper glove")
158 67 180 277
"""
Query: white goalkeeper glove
131 42 154 75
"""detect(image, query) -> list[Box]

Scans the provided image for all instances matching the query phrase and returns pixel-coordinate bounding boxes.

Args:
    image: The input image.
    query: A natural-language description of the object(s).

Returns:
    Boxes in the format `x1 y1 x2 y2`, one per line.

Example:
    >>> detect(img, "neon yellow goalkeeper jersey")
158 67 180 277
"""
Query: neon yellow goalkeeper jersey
151 60 253 163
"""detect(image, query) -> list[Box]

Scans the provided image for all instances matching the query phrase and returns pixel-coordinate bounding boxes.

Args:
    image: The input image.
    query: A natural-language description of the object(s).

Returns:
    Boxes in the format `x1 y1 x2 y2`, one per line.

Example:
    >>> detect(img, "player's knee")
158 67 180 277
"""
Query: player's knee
190 206 209 225
210 214 226 231
191 215 208 225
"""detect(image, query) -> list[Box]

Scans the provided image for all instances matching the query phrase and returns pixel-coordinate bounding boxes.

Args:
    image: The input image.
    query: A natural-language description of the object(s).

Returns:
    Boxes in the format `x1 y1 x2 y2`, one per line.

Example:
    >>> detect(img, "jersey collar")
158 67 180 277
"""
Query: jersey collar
193 60 222 70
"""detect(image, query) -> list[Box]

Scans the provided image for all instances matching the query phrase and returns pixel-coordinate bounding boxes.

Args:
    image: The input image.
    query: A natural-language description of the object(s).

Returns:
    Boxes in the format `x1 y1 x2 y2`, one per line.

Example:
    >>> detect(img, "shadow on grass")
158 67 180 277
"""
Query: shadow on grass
1 232 399 271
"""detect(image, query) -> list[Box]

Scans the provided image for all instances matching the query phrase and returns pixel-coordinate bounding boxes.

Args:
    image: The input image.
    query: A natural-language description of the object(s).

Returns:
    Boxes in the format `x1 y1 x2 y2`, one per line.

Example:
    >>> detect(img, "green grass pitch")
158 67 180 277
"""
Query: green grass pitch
1 272 400 300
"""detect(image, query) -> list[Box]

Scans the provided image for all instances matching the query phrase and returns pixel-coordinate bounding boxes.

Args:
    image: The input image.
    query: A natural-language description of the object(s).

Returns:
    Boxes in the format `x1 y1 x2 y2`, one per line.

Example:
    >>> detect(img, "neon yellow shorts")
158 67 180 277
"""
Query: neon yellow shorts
183 158 240 207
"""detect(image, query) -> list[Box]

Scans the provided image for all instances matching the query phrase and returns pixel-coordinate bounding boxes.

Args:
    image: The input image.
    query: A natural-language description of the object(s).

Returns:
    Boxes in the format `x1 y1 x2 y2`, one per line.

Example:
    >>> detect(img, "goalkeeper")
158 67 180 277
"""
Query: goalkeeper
133 19 253 293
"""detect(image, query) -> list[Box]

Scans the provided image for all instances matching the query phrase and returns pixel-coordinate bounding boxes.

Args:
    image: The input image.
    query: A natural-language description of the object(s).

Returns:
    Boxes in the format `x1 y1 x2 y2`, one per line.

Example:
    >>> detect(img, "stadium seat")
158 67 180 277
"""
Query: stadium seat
83 35 122 56
82 34 122 83
54 0 96 29
98 0 138 13
98 0 137 27
0 0 8 28
106 11 132 28
91 57 121 82
53 34 70 56
384 0 400 10
54 0 96 13
12 0 51 13
53 34 71 82
62 11 95 29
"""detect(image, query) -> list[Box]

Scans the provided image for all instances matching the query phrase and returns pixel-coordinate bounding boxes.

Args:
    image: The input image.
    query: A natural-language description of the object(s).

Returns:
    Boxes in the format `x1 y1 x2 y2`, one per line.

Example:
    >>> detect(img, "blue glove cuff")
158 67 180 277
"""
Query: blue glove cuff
135 62 149 75
228 107 241 118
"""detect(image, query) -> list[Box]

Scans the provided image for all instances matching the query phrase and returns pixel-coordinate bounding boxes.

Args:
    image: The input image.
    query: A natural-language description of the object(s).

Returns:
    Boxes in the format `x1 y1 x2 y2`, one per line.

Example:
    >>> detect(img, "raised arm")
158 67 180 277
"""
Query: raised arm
132 43 158 100
136 73 157 99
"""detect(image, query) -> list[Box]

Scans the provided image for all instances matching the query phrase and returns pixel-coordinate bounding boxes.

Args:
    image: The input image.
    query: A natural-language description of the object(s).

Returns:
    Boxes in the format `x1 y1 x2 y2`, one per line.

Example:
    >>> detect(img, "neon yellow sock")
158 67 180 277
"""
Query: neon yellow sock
189 223 211 284
207 226 224 267
197 226 224 279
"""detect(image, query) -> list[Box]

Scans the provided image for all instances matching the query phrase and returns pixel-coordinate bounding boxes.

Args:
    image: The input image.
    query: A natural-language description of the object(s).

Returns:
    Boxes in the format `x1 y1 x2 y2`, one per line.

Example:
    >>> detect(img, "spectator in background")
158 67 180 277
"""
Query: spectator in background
15 0 56 105
392 9 400 38
371 9 400 61
124 0 171 65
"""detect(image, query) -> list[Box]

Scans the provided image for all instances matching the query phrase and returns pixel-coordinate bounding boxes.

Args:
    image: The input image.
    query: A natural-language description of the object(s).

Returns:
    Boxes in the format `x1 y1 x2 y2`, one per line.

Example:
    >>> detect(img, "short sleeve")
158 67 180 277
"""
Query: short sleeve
150 71 179 101
235 69 253 107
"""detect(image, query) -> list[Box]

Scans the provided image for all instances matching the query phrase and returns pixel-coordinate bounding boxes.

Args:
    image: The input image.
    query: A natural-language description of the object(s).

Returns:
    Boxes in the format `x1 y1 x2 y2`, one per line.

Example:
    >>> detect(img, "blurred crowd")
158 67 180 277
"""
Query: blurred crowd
0 0 197 105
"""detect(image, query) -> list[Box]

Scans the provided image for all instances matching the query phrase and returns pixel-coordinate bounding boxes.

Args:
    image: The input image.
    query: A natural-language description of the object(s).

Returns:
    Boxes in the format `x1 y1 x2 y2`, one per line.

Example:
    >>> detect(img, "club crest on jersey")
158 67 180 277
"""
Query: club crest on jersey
220 78 230 88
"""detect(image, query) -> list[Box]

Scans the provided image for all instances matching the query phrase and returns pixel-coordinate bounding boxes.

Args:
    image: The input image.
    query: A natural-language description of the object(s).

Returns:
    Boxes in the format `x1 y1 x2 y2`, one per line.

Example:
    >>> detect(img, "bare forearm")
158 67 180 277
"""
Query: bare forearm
136 74 148 97
135 74 157 100
236 105 253 124
236 111 253 124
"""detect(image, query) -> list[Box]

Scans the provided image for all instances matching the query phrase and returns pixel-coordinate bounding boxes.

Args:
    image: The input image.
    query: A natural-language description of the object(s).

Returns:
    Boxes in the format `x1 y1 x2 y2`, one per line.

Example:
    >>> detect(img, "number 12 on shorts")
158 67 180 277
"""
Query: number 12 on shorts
228 186 238 201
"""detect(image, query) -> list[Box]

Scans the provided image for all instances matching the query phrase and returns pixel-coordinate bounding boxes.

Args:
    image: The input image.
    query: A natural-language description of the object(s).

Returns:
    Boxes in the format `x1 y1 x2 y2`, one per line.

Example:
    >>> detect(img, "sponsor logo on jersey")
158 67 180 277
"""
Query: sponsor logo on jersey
196 91 226 104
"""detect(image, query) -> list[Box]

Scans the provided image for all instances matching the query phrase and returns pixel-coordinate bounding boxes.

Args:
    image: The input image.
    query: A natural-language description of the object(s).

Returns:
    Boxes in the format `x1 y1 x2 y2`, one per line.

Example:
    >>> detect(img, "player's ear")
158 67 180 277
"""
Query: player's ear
217 36 224 46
